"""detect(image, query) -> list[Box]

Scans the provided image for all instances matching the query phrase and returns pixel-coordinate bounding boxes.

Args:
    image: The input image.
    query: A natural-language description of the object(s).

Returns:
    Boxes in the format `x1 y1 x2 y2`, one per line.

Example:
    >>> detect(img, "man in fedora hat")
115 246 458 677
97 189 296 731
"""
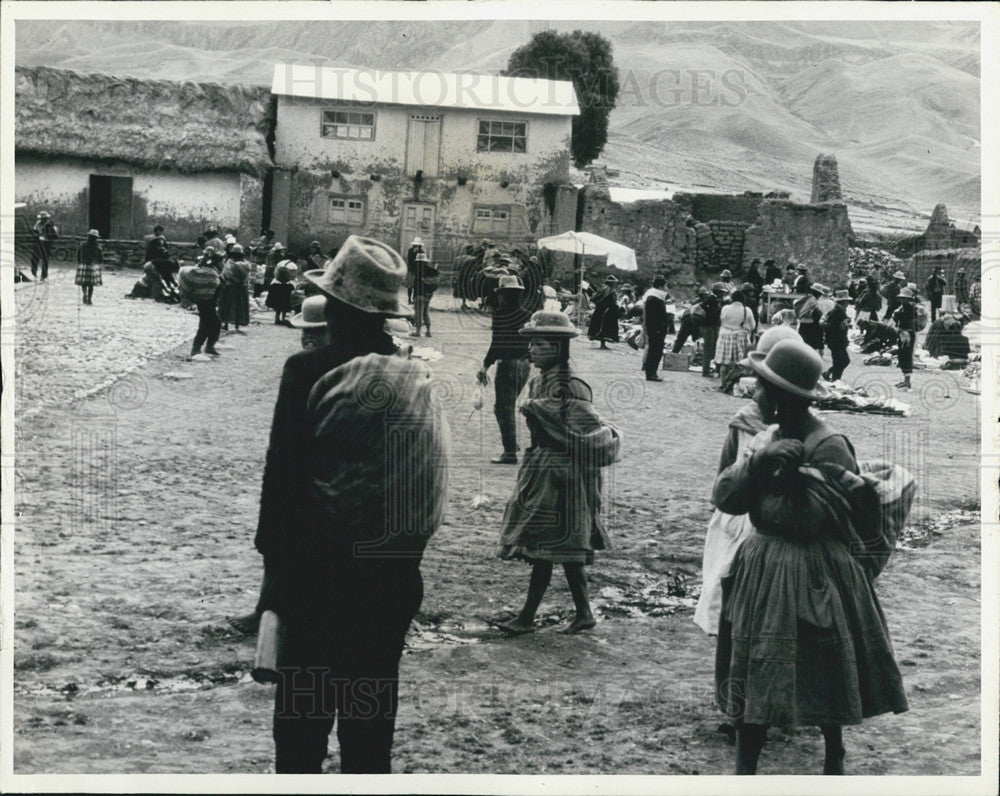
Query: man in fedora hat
478 274 532 464
719 269 736 295
411 251 439 337
253 235 445 773
31 210 58 280
822 289 852 381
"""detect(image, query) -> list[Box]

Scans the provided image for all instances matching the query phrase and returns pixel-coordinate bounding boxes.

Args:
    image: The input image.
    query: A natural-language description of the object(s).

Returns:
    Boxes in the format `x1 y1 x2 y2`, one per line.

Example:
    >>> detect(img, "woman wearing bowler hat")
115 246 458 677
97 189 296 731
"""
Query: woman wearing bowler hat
713 338 907 774
892 286 919 390
495 310 621 635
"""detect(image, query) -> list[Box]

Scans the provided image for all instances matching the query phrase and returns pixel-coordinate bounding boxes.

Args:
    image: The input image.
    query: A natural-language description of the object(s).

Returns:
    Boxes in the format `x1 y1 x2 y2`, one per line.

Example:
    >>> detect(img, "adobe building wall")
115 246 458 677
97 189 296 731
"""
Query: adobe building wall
742 199 853 285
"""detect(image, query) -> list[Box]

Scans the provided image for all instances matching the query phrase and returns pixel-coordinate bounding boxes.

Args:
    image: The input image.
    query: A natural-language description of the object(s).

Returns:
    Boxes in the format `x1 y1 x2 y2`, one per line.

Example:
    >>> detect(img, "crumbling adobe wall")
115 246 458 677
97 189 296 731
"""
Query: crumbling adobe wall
578 186 695 287
811 154 843 203
910 247 981 296
742 199 853 285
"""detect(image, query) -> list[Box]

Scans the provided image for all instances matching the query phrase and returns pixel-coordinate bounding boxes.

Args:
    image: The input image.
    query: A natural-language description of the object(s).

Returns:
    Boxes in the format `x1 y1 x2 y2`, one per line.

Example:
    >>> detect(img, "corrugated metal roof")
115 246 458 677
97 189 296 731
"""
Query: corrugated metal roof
272 63 579 116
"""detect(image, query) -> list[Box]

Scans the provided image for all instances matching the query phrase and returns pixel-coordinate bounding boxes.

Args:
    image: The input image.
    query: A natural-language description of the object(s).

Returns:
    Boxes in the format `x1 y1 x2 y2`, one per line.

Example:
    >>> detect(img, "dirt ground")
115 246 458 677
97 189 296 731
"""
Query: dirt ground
12 267 982 777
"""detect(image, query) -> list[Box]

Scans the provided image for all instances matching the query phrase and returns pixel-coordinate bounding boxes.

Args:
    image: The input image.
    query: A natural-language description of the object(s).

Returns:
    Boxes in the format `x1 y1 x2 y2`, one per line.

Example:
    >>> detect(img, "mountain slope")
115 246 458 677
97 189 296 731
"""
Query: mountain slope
14 19 981 226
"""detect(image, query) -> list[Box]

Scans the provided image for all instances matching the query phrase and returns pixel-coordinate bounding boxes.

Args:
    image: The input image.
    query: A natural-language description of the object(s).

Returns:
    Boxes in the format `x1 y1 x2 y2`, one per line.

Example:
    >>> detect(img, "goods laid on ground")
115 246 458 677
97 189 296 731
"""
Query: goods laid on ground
735 376 909 416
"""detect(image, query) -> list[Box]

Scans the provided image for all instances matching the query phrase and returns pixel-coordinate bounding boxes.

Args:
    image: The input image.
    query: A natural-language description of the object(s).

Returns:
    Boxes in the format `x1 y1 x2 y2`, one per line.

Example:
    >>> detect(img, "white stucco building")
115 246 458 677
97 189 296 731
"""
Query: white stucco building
269 64 579 260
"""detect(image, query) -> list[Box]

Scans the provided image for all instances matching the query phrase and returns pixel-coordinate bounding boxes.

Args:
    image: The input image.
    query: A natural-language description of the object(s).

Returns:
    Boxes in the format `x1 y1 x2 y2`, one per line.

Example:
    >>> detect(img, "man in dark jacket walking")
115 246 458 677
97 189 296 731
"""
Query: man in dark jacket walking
31 211 58 280
255 235 445 774
478 275 532 464
822 290 852 381
642 275 670 381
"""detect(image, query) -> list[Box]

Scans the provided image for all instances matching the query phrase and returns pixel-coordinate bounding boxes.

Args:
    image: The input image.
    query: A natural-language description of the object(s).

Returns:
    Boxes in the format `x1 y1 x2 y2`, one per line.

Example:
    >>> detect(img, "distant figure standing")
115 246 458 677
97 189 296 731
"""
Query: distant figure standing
924 266 946 322
953 267 969 306
218 244 252 333
763 259 782 285
411 252 439 337
882 270 906 318
893 287 918 390
793 264 812 294
700 285 724 377
31 211 58 281
74 229 103 305
405 236 425 305
642 275 670 381
587 275 621 349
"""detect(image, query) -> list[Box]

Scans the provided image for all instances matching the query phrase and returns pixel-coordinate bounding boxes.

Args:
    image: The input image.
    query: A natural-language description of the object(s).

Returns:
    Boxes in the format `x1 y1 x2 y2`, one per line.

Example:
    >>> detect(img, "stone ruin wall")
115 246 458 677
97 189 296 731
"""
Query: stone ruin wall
575 154 854 295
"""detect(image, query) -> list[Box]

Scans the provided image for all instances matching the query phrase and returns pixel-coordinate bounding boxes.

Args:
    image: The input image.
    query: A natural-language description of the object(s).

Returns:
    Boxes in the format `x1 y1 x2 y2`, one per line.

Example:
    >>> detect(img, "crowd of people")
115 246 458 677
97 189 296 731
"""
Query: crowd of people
189 232 923 777
18 214 945 776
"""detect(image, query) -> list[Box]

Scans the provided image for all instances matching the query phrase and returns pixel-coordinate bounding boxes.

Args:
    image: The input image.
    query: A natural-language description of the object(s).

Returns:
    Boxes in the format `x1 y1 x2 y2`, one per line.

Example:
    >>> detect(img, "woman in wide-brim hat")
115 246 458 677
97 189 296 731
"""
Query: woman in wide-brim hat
712 338 908 775
495 310 621 636
75 229 103 304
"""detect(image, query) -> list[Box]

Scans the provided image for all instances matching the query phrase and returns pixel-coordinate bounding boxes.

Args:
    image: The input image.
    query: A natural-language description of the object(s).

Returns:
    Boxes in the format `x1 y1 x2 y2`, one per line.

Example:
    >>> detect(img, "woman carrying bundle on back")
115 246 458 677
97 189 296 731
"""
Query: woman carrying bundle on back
713 338 909 775
218 244 252 333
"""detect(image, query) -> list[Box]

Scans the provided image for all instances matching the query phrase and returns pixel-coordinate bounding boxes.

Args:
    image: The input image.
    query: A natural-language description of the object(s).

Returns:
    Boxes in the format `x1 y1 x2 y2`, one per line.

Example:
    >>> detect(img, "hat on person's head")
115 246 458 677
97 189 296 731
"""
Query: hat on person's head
796 264 808 273
230 243 244 255
941 314 960 329
289 295 329 328
785 264 796 271
496 274 524 291
710 282 727 295
899 287 916 300
153 225 164 233
38 211 50 218
740 325 800 367
225 234 237 245
87 229 100 238
770 278 785 290
893 270 906 280
748 338 826 400
833 289 851 302
720 269 732 279
411 237 423 246
809 282 830 297
741 282 755 293
604 275 619 284
272 242 285 251
415 252 429 262
309 240 321 249
697 286 711 297
518 310 579 338
305 234 411 317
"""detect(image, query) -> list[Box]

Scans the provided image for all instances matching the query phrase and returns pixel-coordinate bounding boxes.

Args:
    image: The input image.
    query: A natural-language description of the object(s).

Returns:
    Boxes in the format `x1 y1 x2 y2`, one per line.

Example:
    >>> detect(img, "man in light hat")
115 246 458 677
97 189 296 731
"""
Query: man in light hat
719 269 736 295
254 235 446 774
882 269 906 318
306 240 326 271
411 251 439 337
478 274 532 463
822 290 852 381
31 210 58 280
892 286 918 389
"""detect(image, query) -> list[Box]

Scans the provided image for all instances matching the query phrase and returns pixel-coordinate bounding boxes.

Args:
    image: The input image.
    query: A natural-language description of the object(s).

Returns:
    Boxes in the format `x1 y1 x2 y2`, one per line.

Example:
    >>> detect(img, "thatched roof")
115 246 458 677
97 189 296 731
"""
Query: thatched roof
15 65 273 176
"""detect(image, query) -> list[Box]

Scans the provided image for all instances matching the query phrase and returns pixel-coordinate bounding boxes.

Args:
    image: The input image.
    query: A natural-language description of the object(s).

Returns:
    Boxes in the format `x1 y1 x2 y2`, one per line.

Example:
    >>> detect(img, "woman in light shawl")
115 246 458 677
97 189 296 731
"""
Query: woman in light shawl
218 243 252 332
496 310 621 635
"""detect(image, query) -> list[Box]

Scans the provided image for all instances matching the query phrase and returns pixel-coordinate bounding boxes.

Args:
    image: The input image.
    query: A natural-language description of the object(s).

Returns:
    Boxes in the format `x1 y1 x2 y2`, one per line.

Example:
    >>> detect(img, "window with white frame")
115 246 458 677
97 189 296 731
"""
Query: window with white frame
476 120 527 153
321 109 376 140
472 205 511 235
329 196 365 225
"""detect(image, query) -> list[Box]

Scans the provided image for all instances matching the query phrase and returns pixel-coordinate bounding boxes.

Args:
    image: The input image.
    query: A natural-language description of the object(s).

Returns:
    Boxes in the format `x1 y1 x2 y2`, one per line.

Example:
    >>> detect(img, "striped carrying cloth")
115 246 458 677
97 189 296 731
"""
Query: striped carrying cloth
178 265 221 301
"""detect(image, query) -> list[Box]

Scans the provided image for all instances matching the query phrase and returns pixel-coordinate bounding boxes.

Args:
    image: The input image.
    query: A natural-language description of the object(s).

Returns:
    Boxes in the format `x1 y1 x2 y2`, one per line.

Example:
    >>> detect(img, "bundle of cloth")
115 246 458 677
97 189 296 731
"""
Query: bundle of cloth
306 352 450 557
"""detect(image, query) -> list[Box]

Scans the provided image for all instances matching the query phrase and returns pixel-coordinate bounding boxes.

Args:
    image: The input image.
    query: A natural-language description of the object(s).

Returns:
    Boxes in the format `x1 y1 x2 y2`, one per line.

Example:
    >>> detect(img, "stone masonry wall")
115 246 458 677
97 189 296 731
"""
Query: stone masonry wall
742 199 852 285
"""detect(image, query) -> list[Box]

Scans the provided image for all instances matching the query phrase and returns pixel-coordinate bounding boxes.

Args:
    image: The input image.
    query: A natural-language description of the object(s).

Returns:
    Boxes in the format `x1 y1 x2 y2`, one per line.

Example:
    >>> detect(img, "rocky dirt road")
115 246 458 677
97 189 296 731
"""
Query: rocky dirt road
12 265 982 776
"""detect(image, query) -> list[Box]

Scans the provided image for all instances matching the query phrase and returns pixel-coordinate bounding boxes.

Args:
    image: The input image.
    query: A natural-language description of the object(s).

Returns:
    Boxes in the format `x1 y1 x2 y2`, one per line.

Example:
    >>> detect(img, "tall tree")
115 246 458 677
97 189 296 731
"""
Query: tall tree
504 30 620 168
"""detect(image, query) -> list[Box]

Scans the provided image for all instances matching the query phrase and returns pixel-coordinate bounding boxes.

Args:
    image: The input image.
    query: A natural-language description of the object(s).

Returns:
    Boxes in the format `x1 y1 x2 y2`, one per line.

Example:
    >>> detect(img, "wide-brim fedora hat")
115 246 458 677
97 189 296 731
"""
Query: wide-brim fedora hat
305 235 412 317
748 338 827 400
289 294 329 328
518 310 580 337
893 270 906 280
738 324 800 368
833 289 851 302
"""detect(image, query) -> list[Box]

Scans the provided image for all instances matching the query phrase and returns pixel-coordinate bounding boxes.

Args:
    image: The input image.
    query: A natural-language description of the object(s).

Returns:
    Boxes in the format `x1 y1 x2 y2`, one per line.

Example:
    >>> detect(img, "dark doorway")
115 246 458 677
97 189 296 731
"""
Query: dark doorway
89 175 134 239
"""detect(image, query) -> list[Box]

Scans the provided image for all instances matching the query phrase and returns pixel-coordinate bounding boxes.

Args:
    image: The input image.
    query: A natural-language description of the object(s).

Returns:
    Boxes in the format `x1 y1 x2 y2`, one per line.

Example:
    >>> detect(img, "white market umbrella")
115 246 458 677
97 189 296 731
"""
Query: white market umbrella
537 231 638 323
